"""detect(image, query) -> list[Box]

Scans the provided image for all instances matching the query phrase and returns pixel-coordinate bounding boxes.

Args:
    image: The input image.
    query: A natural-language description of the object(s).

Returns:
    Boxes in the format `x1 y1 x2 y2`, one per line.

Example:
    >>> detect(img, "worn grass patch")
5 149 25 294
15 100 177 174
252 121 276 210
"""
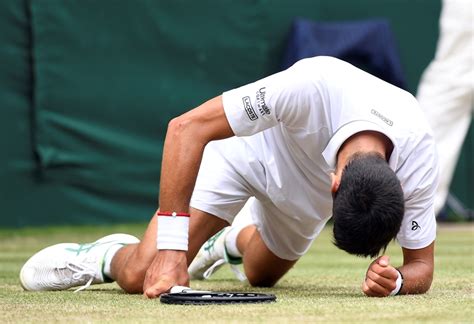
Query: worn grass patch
0 223 472 323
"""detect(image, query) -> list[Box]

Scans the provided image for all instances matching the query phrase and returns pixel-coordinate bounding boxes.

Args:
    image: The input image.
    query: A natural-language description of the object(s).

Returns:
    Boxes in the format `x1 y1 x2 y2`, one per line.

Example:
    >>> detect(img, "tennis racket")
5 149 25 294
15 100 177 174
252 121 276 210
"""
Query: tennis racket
160 286 276 305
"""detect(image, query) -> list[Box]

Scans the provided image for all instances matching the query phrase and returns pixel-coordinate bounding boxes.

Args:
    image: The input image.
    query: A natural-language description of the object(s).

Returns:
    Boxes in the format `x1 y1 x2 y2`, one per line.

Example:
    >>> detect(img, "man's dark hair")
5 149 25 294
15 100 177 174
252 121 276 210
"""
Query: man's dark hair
332 152 404 258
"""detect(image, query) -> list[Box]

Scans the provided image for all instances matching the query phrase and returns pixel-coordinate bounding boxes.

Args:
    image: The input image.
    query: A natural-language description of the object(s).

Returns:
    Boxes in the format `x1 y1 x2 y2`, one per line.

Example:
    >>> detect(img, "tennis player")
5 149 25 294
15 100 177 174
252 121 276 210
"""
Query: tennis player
20 56 438 298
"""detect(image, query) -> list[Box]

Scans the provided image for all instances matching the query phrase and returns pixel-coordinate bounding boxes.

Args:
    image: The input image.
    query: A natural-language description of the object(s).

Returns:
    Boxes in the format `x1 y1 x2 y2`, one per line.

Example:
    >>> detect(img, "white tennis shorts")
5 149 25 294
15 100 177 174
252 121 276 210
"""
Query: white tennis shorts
190 136 328 260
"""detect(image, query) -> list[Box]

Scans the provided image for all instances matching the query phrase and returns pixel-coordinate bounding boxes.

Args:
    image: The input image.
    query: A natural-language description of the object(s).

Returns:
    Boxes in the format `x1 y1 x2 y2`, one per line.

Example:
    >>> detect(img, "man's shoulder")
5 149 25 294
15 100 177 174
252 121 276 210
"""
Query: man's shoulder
290 56 353 75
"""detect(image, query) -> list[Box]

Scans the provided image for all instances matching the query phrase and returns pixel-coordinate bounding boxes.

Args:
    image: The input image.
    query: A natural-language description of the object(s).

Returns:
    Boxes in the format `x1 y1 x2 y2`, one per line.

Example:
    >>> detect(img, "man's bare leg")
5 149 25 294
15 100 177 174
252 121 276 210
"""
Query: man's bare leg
236 225 298 287
111 208 229 293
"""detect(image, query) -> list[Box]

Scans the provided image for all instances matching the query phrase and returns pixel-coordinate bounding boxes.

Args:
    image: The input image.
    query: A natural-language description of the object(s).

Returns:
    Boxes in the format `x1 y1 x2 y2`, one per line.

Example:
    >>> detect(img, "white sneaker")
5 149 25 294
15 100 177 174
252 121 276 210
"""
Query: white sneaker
188 227 246 281
19 233 139 292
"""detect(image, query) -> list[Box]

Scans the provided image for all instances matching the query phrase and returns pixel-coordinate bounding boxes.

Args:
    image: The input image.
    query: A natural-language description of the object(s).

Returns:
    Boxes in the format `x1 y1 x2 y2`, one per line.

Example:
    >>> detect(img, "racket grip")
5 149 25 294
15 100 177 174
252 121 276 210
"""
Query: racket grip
170 286 192 293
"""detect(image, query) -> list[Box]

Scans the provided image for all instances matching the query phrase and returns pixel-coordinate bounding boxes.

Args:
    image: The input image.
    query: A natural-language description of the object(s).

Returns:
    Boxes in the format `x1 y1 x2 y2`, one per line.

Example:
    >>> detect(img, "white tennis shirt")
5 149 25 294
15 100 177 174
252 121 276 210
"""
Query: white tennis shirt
222 56 438 250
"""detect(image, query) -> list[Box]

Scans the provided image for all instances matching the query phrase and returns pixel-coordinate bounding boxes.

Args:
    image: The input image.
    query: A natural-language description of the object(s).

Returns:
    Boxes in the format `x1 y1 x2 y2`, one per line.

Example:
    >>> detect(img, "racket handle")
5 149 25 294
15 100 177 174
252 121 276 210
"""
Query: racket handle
170 286 192 293
169 286 213 294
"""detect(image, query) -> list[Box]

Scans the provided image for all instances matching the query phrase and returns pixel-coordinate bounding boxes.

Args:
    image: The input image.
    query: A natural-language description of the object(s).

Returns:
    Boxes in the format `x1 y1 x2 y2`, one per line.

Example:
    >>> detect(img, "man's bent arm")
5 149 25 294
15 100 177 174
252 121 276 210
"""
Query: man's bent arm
143 96 234 298
398 241 435 295
159 95 234 212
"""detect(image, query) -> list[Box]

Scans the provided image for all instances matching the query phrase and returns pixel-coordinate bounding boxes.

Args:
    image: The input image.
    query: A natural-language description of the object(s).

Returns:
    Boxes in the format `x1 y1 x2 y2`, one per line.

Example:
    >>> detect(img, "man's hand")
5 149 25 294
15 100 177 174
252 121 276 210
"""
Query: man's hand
362 255 399 297
143 250 189 299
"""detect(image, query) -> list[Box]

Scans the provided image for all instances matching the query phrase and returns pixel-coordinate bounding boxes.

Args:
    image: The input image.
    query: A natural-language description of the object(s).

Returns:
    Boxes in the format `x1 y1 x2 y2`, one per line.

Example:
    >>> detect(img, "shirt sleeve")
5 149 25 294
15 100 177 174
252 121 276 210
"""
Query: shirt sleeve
396 135 439 249
222 58 326 136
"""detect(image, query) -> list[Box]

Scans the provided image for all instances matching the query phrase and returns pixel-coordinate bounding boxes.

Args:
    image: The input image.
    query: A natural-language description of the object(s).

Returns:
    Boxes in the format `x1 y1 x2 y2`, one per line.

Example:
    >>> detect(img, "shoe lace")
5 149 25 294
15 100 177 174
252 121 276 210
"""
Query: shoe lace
203 259 226 279
62 261 97 293
230 264 247 282
202 259 247 282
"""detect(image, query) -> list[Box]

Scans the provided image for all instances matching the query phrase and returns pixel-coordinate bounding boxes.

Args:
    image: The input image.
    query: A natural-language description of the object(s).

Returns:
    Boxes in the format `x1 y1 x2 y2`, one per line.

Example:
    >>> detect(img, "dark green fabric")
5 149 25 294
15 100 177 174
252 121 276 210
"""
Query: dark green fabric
31 0 266 185
0 0 37 227
0 0 32 177
1 0 471 227
29 0 270 226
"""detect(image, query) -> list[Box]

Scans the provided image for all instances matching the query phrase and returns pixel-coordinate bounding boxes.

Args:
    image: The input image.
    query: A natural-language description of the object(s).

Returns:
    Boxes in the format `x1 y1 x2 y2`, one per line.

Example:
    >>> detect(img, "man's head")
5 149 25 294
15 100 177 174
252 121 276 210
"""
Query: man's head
331 152 404 258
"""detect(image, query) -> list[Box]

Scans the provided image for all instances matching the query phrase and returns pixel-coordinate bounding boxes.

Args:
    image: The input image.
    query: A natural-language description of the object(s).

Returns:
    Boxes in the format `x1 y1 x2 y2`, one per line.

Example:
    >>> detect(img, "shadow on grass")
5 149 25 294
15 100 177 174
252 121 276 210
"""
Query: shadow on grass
80 288 129 295
73 280 360 299
189 279 362 299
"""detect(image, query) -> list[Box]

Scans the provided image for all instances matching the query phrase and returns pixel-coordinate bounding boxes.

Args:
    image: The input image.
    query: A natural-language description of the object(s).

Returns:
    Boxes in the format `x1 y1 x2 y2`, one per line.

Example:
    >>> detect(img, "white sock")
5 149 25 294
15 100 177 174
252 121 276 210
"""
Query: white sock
102 244 124 280
224 227 243 258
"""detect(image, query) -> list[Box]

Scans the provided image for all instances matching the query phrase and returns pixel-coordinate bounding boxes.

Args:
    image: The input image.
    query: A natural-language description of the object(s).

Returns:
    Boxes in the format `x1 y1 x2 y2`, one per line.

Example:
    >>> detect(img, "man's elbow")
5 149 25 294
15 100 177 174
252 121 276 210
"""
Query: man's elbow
414 275 433 294
407 267 434 295
165 115 203 145
167 115 191 136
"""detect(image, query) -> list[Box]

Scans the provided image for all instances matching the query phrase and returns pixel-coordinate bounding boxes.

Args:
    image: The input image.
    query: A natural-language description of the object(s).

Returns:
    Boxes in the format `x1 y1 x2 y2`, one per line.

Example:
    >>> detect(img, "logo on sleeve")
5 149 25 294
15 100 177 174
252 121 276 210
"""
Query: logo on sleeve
411 221 421 231
256 87 270 116
242 96 258 121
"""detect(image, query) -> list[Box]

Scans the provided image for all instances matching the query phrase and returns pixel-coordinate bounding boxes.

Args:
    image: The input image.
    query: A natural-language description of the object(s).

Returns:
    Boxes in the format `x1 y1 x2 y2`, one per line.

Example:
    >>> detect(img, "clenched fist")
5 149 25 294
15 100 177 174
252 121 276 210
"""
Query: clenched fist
362 255 400 297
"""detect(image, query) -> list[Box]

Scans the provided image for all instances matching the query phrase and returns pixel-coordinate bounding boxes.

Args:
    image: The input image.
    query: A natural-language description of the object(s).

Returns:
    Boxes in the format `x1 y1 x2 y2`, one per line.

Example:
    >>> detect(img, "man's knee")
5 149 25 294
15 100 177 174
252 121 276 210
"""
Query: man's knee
241 231 298 288
245 271 279 288
243 259 294 288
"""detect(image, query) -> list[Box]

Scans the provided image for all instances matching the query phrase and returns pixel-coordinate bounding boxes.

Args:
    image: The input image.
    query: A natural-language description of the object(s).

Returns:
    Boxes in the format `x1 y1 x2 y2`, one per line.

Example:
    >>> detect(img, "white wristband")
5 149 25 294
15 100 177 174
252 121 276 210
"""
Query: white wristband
389 269 404 296
157 215 189 251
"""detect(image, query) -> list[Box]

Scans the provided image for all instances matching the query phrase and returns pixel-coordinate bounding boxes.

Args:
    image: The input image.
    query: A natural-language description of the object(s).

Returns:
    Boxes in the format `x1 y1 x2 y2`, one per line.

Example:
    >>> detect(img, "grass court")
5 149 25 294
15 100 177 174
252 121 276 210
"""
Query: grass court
1 223 472 323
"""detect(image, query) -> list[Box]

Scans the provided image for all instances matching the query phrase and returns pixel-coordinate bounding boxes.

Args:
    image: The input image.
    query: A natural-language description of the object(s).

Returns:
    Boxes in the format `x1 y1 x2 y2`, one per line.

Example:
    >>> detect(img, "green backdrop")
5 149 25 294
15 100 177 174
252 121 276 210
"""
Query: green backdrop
1 0 470 227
